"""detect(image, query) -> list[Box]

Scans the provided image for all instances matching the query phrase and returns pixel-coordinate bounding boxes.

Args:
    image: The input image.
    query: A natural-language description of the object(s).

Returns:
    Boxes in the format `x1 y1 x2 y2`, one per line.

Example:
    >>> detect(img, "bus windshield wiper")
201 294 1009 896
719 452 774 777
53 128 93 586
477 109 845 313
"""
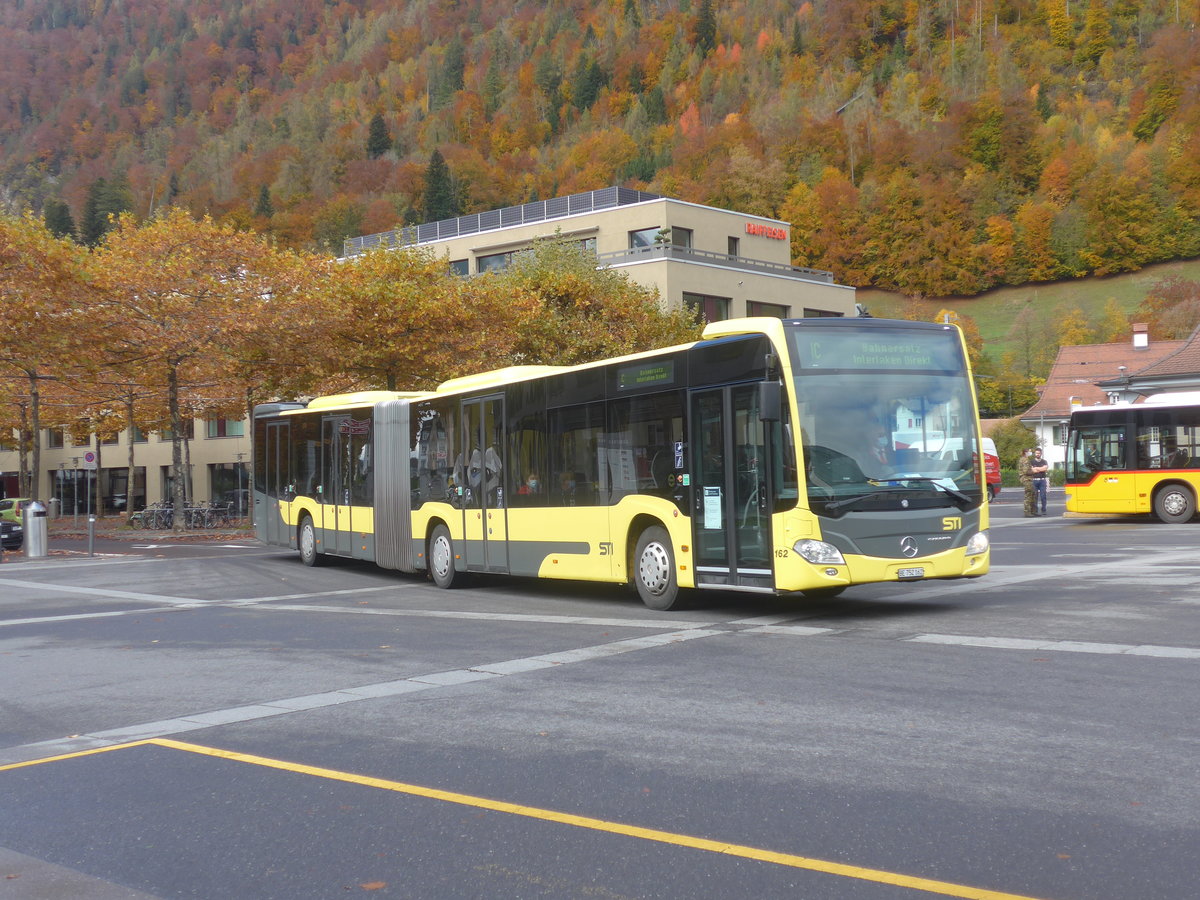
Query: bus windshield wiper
822 489 905 516
886 476 973 508
820 477 973 517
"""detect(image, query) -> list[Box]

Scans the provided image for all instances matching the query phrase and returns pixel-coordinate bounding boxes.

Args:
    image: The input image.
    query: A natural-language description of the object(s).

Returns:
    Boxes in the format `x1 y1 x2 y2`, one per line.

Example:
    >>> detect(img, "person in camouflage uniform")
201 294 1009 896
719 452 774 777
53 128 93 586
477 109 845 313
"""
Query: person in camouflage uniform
1018 448 1036 517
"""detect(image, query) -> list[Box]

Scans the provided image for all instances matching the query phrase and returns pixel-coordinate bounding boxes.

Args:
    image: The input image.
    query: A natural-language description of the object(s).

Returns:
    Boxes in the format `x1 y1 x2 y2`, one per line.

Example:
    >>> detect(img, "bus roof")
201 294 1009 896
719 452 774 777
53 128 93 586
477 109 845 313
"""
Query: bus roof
305 390 429 410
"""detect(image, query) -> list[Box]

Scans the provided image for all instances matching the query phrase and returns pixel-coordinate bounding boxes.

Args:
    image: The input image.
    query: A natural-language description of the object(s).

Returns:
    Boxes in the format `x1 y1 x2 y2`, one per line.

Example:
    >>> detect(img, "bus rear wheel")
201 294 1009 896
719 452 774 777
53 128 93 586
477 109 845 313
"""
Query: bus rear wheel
429 524 461 589
634 526 683 611
298 516 324 567
1153 484 1195 524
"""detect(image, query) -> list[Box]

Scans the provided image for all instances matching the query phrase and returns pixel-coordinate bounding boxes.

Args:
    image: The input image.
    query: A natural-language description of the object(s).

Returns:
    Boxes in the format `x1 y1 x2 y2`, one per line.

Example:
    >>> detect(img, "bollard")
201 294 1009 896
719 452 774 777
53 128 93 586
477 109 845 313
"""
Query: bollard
24 501 48 559
88 515 96 558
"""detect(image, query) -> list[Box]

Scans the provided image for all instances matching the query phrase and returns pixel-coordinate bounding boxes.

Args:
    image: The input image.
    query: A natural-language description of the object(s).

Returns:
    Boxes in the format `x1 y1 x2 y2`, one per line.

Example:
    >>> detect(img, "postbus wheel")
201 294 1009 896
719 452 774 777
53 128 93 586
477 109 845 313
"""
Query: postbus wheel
298 515 324 567
634 526 683 611
1153 484 1195 524
429 523 461 589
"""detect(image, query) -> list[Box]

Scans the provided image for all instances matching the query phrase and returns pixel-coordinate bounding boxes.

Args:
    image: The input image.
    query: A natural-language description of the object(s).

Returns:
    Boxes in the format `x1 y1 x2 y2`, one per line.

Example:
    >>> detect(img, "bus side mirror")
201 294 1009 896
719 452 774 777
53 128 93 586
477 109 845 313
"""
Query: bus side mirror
759 381 781 422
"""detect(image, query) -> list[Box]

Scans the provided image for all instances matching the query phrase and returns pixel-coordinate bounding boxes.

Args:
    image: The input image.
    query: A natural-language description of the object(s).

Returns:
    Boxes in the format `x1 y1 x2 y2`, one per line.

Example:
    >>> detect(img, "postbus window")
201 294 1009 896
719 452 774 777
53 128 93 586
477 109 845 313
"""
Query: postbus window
1075 425 1127 473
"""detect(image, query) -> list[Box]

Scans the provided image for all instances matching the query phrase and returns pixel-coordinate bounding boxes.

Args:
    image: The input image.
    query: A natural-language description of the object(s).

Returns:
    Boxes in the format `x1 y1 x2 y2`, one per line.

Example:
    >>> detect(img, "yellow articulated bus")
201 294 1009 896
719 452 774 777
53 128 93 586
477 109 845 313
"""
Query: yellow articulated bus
1065 394 1200 523
253 317 989 609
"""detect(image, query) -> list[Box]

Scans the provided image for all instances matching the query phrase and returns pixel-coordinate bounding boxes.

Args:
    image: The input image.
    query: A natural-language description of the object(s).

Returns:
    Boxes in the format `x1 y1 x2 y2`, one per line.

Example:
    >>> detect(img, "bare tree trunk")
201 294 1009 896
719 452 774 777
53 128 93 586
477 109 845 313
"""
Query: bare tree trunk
17 401 30 498
28 370 41 501
125 395 137 514
94 433 103 517
168 365 186 533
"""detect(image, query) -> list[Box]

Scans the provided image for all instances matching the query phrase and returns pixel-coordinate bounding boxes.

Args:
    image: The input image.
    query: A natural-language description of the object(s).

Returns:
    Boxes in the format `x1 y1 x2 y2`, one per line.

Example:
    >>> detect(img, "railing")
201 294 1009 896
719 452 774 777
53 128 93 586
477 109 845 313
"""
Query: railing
344 186 662 258
595 244 834 283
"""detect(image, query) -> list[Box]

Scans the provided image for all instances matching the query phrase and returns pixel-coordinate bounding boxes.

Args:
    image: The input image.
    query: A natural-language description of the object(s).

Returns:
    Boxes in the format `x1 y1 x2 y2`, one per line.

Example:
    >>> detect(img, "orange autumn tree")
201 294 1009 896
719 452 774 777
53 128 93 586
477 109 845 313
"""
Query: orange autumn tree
92 209 286 529
0 214 94 500
307 246 520 392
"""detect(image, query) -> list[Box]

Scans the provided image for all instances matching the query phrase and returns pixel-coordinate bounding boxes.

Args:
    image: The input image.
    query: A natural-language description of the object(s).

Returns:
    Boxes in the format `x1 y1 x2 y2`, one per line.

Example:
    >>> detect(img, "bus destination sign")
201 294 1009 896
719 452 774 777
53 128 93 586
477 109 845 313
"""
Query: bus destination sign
617 360 675 390
793 332 957 372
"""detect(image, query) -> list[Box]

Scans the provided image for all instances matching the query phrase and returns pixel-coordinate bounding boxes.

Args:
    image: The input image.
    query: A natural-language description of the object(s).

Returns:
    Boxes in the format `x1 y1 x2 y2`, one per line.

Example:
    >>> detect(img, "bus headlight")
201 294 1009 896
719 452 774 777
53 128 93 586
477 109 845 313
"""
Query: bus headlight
793 539 846 566
965 530 989 555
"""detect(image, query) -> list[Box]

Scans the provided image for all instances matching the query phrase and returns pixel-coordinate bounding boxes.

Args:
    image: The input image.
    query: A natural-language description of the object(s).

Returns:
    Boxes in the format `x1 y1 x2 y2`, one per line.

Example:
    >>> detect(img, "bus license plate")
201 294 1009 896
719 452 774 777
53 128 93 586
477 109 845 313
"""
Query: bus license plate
897 567 925 579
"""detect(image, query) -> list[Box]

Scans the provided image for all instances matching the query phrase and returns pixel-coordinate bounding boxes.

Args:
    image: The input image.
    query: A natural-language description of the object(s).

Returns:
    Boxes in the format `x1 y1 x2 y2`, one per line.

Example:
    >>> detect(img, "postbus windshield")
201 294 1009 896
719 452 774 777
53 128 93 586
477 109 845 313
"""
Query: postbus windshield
786 323 982 514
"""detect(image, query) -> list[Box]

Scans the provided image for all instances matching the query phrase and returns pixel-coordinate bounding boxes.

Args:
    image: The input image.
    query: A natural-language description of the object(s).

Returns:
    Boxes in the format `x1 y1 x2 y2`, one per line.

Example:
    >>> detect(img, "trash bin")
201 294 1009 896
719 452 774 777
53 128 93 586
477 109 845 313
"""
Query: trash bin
23 500 48 559
47 497 61 519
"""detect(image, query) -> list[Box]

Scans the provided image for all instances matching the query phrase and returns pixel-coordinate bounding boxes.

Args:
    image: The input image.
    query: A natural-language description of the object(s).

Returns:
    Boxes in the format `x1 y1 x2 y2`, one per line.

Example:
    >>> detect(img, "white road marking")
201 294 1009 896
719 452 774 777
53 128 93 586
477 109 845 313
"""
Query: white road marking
0 628 725 766
908 632 1200 659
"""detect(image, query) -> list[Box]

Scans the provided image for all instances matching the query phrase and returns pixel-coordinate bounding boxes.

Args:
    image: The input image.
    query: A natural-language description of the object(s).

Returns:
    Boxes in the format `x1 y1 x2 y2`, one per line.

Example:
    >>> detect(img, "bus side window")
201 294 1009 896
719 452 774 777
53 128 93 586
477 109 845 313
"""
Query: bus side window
551 403 603 506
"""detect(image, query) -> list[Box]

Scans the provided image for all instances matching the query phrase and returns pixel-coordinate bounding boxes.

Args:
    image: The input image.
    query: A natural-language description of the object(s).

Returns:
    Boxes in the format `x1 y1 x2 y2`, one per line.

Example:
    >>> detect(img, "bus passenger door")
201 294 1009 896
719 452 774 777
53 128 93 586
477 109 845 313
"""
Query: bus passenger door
263 420 291 547
462 396 508 573
691 385 772 590
321 416 354 556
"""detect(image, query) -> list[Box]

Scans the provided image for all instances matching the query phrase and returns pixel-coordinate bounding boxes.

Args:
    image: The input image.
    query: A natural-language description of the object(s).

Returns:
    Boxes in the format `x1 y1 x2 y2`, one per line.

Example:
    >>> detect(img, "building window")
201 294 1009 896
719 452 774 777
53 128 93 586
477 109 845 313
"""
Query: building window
209 462 250 516
671 227 693 249
747 301 789 318
683 292 730 323
577 237 597 254
727 236 740 257
206 418 246 439
449 258 469 276
802 307 844 318
46 428 65 449
476 250 515 273
1053 424 1068 445
629 227 662 249
161 464 193 504
101 433 119 446
131 425 148 443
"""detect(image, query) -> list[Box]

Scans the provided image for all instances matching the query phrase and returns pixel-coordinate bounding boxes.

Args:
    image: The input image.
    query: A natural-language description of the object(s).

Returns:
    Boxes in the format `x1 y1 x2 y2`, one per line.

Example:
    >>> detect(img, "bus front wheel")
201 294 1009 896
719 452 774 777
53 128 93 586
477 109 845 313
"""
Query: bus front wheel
299 516 324 567
634 526 683 611
1153 485 1195 524
429 524 461 589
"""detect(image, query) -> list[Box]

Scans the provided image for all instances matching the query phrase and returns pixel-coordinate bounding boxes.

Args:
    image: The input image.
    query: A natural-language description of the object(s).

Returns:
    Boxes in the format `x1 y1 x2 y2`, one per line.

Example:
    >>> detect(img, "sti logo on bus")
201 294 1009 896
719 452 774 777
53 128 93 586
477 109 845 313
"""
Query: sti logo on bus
598 542 614 556
942 516 962 531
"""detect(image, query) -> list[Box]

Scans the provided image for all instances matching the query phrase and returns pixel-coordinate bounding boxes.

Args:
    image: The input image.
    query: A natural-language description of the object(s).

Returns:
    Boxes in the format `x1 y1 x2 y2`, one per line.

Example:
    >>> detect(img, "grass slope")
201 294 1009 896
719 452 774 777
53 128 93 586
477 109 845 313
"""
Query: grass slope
853 258 1200 358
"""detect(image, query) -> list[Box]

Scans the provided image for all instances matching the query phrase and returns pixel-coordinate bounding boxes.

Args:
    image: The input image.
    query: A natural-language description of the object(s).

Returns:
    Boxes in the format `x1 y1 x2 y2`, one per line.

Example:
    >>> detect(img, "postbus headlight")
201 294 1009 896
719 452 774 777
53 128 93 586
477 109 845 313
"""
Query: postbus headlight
793 539 846 566
965 530 989 555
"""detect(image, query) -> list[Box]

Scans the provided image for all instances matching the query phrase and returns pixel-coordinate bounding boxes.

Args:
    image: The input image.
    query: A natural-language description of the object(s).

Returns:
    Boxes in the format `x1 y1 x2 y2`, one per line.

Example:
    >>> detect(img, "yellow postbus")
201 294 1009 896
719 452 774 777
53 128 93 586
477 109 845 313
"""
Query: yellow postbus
253 317 990 609
1065 394 1200 523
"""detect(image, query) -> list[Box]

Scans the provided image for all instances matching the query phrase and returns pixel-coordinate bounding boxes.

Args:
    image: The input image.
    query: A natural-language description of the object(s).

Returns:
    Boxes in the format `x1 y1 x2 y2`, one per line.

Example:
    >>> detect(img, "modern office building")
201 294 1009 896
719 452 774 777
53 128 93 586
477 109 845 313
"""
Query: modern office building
344 186 857 321
2 188 856 515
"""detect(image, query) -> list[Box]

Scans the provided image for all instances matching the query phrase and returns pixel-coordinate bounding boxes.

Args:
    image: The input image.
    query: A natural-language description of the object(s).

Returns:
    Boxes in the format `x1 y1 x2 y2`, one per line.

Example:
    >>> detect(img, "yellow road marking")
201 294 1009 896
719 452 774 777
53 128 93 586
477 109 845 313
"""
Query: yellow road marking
4 738 1048 900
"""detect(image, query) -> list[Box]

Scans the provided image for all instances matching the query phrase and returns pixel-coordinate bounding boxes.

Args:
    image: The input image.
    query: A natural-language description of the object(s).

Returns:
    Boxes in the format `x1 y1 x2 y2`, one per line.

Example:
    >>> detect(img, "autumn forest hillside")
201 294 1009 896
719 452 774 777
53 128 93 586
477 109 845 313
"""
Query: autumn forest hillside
2 0 1198 298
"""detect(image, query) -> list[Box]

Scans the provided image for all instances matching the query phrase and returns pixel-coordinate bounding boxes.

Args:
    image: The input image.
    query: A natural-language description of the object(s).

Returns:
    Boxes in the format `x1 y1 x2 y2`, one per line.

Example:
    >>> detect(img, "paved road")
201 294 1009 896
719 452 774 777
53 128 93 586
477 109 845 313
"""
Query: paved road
1 496 1197 899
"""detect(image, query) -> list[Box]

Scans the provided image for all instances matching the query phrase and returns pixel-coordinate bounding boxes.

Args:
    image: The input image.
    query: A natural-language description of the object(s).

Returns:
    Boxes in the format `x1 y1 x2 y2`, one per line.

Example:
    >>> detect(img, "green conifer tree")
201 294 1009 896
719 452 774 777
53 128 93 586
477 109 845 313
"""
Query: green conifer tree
44 199 76 240
423 150 459 222
366 112 392 159
254 185 274 219
694 0 716 56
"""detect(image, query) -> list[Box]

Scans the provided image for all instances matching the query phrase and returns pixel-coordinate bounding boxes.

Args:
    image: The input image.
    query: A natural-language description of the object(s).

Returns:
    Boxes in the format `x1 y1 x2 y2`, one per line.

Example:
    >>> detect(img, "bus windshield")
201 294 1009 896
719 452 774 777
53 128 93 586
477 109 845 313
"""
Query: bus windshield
786 324 981 515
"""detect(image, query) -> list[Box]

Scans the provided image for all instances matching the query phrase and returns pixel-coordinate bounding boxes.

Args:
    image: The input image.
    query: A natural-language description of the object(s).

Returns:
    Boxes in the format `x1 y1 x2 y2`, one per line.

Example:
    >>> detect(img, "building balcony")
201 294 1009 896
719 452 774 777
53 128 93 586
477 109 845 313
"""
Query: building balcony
595 244 834 284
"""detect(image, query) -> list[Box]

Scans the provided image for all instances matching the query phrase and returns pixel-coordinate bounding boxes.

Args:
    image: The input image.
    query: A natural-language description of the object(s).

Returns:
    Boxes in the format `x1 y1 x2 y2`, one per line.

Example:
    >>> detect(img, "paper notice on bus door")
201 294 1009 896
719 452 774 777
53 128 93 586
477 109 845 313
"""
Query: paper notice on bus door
703 486 722 529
